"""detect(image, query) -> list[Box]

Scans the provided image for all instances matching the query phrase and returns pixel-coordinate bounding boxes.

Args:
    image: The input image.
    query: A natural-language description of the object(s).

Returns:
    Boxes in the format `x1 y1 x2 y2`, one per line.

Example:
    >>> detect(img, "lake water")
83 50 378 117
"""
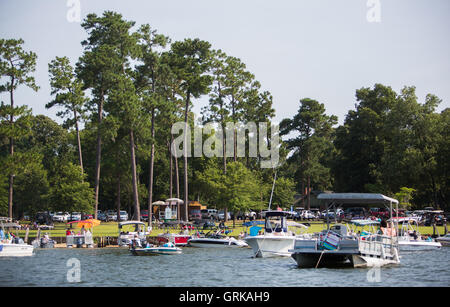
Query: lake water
1 246 449 287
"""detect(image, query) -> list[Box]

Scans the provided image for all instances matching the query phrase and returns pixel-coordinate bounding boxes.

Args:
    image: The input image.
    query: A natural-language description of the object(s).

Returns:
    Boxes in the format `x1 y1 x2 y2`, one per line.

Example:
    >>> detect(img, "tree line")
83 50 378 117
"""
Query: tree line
0 11 448 221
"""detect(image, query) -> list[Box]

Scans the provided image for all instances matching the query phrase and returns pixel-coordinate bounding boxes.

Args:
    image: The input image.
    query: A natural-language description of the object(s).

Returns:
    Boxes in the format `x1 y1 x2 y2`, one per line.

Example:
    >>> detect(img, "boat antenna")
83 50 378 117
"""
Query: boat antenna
268 170 278 211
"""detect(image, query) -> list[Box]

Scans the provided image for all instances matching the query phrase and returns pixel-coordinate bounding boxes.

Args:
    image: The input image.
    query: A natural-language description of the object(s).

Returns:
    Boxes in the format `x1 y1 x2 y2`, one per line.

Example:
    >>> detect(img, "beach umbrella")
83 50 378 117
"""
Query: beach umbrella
152 200 166 206
67 219 101 229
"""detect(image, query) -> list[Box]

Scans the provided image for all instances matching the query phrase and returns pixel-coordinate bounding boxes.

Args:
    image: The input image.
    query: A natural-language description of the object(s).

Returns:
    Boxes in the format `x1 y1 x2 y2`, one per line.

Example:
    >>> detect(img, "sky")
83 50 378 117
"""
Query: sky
0 0 449 126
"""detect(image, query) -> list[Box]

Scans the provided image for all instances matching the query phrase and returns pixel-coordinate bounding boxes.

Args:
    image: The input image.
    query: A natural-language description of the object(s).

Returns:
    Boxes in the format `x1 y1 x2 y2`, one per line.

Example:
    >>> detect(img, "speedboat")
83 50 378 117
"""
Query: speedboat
188 230 248 248
130 242 182 256
290 193 401 268
157 232 192 247
0 242 34 257
244 210 309 258
436 234 450 247
0 220 34 257
394 217 441 250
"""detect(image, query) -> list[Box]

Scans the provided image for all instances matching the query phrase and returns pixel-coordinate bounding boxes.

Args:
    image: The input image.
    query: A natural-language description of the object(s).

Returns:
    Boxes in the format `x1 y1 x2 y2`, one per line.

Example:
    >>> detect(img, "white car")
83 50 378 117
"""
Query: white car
53 212 70 222
119 211 128 221
106 211 118 221
69 212 82 221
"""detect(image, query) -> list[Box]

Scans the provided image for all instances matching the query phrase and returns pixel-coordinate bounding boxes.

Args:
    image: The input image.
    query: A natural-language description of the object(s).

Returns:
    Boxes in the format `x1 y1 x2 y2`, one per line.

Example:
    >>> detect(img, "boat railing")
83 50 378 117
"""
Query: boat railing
358 234 397 257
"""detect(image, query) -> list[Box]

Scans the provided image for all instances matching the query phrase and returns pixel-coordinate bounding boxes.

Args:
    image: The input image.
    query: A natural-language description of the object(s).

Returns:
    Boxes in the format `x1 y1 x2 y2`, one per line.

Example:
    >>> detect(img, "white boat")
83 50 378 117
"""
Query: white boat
0 242 34 257
290 193 401 268
157 232 192 247
118 221 149 247
188 230 248 248
244 211 309 258
394 217 441 250
436 234 450 247
130 242 182 256
0 219 34 257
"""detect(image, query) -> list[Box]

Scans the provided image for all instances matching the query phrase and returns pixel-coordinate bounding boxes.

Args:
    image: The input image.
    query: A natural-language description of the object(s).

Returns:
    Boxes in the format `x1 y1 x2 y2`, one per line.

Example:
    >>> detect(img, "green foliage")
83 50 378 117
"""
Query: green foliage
196 161 263 214
48 162 94 213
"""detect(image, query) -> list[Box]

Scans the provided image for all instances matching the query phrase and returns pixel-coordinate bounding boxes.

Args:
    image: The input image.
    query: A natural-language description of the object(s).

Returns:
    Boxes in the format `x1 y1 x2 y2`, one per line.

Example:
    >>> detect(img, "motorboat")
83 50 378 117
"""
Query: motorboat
0 242 34 257
436 234 450 247
157 232 192 247
290 193 401 268
188 230 248 248
31 227 55 248
0 219 34 257
118 221 149 247
394 217 441 250
32 235 55 249
244 210 309 258
130 242 182 256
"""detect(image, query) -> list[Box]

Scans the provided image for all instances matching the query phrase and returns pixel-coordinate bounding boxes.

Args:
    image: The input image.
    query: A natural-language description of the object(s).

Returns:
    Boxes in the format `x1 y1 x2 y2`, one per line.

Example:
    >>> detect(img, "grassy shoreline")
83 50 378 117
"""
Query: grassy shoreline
13 220 448 238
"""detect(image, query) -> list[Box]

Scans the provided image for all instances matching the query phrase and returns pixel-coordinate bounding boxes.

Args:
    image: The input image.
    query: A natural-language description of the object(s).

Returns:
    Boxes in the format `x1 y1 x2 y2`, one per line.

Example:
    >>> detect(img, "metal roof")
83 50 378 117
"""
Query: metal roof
317 193 399 204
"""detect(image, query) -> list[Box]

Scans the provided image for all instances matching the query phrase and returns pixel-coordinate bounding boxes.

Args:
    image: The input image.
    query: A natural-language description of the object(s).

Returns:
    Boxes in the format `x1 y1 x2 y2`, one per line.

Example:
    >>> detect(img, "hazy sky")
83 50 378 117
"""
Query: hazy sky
1 0 449 125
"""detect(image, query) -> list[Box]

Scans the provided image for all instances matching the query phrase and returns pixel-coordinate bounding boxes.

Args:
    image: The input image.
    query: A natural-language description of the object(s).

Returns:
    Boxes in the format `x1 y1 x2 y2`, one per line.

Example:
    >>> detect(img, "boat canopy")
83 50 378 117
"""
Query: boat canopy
318 193 399 205
350 219 380 226
286 221 308 228
263 210 292 217
119 221 146 227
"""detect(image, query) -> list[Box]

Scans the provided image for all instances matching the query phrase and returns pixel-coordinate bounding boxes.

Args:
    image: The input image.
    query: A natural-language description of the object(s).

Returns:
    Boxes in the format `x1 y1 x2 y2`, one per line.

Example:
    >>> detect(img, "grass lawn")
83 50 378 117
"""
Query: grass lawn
15 220 448 238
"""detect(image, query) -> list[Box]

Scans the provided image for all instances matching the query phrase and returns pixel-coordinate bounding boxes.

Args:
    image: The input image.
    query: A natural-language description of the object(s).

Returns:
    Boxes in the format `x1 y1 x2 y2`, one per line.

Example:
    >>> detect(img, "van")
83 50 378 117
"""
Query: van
201 209 218 220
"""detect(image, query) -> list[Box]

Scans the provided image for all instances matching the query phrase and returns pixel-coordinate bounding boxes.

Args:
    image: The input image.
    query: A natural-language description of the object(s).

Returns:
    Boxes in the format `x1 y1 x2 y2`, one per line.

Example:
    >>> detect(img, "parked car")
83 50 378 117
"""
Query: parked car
69 212 82 221
52 212 70 222
81 213 93 220
344 207 365 219
106 210 117 221
189 209 202 221
321 209 344 220
97 211 107 222
201 209 218 220
218 210 231 221
119 211 128 221
35 212 53 225
193 219 216 229
140 210 149 222
300 210 316 220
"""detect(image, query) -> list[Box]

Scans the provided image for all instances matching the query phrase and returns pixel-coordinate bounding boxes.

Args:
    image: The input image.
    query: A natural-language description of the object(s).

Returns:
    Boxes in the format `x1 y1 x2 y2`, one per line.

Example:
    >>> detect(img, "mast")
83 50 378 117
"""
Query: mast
268 171 277 211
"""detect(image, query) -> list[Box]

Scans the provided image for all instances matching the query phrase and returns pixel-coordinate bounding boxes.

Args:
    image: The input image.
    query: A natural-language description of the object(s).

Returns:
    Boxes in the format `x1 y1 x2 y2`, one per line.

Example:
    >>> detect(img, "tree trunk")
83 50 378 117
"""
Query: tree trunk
301 180 305 209
307 176 311 210
74 109 84 175
94 92 104 220
8 81 15 220
116 175 121 222
147 108 155 226
130 129 140 221
183 92 190 221
169 139 173 199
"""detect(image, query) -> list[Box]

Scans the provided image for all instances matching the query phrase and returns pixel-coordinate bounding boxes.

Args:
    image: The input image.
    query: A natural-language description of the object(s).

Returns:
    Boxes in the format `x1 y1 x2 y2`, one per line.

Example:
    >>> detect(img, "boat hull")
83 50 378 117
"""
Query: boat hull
188 238 247 248
245 235 295 257
130 247 182 256
291 250 400 268
291 251 354 268
0 243 34 257
398 240 441 250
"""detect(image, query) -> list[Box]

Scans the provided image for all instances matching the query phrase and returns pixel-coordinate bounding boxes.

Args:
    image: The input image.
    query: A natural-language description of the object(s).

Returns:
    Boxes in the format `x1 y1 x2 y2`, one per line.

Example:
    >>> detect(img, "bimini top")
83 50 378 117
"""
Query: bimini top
118 221 146 227
317 193 399 205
